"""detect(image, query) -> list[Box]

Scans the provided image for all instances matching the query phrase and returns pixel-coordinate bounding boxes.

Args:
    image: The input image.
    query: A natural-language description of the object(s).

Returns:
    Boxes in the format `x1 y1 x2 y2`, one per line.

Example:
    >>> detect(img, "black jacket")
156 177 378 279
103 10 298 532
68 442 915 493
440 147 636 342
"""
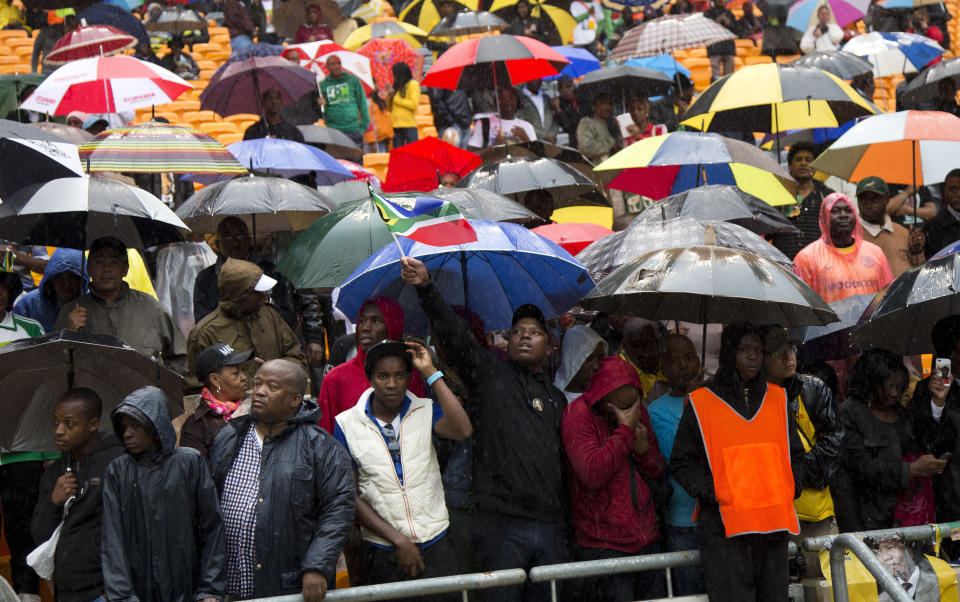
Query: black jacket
415 281 567 523
208 401 355 596
428 88 472 131
670 380 805 536
242 118 305 142
910 377 960 521
785 374 843 490
649 96 682 133
31 434 125 602
101 387 227 602
296 290 338 351
923 207 960 258
194 256 297 330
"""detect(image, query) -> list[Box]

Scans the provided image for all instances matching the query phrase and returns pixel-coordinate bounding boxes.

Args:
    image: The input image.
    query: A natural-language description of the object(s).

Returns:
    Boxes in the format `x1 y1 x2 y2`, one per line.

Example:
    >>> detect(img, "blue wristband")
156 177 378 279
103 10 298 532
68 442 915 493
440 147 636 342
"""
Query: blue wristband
426 371 444 386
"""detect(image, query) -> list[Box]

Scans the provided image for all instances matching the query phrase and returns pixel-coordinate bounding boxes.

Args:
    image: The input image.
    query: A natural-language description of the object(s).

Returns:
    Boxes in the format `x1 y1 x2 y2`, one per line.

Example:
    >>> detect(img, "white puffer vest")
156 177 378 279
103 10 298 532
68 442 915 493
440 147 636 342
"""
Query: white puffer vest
336 388 449 546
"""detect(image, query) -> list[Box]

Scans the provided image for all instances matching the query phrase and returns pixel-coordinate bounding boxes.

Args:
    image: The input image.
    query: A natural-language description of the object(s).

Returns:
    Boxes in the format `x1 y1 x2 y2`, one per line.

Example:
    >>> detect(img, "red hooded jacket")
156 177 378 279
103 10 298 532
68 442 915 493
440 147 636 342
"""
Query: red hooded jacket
793 192 893 304
316 297 425 434
561 357 664 553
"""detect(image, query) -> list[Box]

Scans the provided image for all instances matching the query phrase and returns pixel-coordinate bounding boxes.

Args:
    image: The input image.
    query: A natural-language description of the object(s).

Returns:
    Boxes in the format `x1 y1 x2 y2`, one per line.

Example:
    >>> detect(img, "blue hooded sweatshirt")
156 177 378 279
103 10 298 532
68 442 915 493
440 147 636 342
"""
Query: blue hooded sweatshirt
13 249 84 332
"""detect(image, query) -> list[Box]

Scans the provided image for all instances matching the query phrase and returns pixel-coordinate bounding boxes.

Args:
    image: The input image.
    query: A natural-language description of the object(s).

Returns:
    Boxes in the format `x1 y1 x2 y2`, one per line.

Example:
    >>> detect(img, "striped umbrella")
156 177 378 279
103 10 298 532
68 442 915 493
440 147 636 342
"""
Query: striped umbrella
78 121 248 175
45 24 137 65
609 13 736 61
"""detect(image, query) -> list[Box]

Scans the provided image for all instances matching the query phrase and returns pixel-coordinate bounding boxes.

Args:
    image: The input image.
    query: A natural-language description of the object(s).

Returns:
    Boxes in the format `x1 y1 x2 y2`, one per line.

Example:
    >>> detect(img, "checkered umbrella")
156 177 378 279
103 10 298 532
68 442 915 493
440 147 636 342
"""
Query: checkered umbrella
609 13 736 61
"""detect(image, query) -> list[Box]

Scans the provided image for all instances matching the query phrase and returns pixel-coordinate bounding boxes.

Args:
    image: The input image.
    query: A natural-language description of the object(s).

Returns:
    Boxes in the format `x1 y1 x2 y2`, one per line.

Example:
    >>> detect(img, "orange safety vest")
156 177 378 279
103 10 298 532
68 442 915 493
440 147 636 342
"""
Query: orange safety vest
688 385 800 538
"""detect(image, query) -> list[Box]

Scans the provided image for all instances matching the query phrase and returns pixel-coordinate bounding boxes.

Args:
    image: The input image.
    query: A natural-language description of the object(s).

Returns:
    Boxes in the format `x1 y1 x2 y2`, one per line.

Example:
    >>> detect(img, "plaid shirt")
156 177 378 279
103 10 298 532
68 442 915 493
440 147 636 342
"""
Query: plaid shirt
222 428 262 597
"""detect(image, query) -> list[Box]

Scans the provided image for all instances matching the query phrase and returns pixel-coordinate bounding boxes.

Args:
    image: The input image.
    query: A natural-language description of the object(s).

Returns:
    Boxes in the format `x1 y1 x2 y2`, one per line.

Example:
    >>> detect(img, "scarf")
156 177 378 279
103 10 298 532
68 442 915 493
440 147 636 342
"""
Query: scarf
201 387 240 419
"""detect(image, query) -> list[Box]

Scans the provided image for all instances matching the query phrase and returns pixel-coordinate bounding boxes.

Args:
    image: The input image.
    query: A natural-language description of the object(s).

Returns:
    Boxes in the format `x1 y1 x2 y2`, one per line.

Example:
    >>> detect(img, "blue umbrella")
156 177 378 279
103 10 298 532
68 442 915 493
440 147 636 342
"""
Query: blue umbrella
545 46 602 80
335 219 595 333
624 54 691 79
78 3 149 44
227 138 354 185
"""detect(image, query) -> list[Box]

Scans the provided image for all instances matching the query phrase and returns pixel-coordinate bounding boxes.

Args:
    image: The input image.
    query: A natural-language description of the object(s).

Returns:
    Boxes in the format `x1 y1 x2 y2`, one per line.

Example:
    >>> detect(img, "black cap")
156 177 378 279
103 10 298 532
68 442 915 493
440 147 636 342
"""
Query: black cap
512 303 549 333
195 343 253 383
364 339 413 379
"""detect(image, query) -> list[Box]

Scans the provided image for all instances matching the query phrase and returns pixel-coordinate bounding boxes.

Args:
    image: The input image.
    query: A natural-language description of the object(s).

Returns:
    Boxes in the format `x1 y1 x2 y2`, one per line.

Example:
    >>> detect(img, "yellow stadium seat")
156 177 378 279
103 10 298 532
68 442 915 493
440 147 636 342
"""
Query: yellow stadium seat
0 45 11 55
14 46 33 57
192 79 209 90
673 49 689 61
192 43 223 54
158 99 202 113
208 26 229 37
775 53 801 63
238 120 256 131
733 56 744 70
223 113 260 124
686 47 707 59
217 132 244 145
210 35 231 46
0 64 25 74
421 126 437 138
154 111 181 123
363 152 390 182
0 56 18 65
181 110 219 124
415 114 434 128
198 69 217 80
7 37 33 49
181 88 203 101
205 50 231 62
198 121 239 135
744 55 773 66
686 63 711 90
0 30 28 41
197 60 217 70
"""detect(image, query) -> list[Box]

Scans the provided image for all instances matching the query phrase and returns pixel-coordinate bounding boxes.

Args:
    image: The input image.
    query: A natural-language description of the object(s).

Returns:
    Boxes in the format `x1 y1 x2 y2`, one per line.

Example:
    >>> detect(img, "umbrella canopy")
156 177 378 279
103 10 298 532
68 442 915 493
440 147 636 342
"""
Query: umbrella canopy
200 56 318 117
430 10 509 36
337 159 382 186
298 124 363 159
0 74 46 120
78 120 247 175
0 330 183 453
421 34 569 89
0 177 187 249
344 21 428 50
787 0 870 30
576 65 674 102
624 54 691 79
545 46 601 80
45 24 137 65
382 137 482 192
399 0 479 33
456 155 600 204
226 138 355 185
29 122 94 145
633 184 800 235
579 245 837 326
78 2 149 44
0 118 84 200
176 175 336 234
841 31 944 76
899 57 960 106
428 187 541 222
576 216 793 281
488 0 577 46
810 110 960 186
788 293 872 360
594 131 797 206
207 44 287 86
143 6 208 33
851 252 960 354
609 13 736 61
789 50 874 79
356 38 425 88
335 219 595 333
282 41 375 92
20 56 191 115
532 222 614 255
679 63 880 133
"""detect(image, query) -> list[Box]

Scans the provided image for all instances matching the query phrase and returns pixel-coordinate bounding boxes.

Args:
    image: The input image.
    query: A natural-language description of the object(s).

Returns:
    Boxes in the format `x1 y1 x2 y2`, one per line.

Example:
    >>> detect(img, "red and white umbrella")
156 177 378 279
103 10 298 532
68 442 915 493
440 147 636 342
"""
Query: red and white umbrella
20 56 191 115
282 41 375 92
337 159 381 187
45 24 137 65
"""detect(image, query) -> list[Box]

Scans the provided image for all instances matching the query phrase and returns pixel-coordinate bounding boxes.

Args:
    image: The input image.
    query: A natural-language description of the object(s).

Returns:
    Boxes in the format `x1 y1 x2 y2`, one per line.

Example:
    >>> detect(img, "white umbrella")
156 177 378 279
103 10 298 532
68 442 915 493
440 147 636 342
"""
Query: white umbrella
282 40 375 91
841 31 944 76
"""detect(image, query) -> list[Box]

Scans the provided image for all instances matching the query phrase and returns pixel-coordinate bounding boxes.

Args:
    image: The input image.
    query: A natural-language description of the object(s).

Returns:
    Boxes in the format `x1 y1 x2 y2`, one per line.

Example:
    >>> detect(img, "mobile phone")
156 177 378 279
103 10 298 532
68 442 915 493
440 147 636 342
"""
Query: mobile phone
819 24 829 33
941 452 953 462
936 358 952 385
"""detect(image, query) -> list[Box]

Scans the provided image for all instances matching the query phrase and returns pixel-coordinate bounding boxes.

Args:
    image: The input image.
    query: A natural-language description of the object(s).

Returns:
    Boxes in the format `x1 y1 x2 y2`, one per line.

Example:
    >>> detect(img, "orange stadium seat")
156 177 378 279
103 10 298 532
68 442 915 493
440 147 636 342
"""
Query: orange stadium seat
0 64 26 74
744 55 772 66
363 152 390 181
181 110 219 124
0 30 28 41
223 113 260 124
217 132 244 145
192 43 223 54
198 69 217 80
686 47 707 59
0 56 19 65
158 99 202 113
198 121 239 135
205 50 231 62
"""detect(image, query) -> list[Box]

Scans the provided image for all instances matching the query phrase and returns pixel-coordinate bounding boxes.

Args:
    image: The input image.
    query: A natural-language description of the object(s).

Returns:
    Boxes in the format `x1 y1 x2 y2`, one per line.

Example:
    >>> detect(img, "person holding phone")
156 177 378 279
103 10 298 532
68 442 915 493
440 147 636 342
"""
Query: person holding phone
800 5 843 53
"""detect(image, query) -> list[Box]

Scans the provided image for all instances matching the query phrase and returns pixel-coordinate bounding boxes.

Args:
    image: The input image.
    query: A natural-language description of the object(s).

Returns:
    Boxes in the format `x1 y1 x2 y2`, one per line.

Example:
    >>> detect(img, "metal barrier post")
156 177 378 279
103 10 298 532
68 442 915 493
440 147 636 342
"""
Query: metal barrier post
827 533 911 602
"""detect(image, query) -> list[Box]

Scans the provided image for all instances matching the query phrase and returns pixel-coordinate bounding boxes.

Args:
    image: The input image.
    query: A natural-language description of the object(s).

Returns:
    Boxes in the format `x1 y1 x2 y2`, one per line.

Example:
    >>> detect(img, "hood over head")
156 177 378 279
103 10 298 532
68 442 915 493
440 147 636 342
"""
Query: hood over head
582 356 643 408
356 296 406 363
111 386 177 456
818 192 862 249
554 325 608 392
217 258 263 315
40 248 84 300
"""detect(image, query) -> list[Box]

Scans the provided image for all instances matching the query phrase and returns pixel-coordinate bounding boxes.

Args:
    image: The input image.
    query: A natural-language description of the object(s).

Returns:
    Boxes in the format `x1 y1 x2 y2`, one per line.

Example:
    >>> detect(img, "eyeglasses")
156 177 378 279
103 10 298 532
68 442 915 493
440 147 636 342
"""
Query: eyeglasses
382 424 401 462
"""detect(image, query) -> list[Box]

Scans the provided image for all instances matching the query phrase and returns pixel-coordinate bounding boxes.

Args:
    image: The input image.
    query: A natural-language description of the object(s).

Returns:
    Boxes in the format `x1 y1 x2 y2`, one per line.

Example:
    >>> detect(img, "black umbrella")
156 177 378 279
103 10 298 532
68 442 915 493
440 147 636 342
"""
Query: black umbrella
789 293 872 361
298 124 363 160
144 7 209 34
852 252 960 354
789 51 874 80
429 10 509 36
633 184 800 236
428 187 541 222
476 140 605 186
0 177 188 250
176 175 336 234
0 119 84 200
0 330 183 453
456 156 601 205
577 65 674 106
78 2 150 44
900 57 960 106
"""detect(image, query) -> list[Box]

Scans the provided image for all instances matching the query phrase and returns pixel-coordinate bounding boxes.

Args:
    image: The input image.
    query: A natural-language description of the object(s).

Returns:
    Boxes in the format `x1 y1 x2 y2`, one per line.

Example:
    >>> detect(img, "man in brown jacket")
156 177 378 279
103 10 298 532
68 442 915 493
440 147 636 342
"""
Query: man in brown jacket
187 258 306 392
856 176 925 278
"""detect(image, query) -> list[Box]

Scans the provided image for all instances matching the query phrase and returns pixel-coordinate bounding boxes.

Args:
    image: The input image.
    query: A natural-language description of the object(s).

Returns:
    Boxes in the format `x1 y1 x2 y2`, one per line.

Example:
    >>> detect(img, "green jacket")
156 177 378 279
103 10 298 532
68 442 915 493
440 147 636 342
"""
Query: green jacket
319 73 370 133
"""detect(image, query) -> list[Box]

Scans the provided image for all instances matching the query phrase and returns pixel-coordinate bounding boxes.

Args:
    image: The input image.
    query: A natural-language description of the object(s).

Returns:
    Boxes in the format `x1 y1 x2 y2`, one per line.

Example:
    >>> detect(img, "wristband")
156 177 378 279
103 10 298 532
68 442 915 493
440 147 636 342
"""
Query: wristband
426 370 444 386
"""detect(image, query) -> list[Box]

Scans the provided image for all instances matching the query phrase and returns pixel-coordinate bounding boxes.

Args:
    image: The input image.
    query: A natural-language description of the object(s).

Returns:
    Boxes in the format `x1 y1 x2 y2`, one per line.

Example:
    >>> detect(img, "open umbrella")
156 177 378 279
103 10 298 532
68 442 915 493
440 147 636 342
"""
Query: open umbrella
532 222 613 255
30 122 94 145
788 293 872 360
624 54 691 79
78 120 247 175
577 216 793 282
176 175 336 234
199 56 318 117
298 124 363 159
0 74 45 120
0 330 183 453
428 187 541 222
789 50 874 79
609 13 736 61
0 118 84 200
841 31 944 76
78 2 149 44
594 131 797 206
429 10 509 36
143 6 208 34
0 177 188 250
337 159 381 186
579 245 837 326
344 21 429 50
899 57 960 106
335 219 595 333
356 38 425 88
545 46 601 80
786 0 870 30
399 0 479 33
456 155 600 204
576 65 674 105
226 138 355 184
45 24 137 64
421 34 569 90
282 41 375 92
382 137 482 192
633 184 800 235
488 0 577 46
20 56 191 115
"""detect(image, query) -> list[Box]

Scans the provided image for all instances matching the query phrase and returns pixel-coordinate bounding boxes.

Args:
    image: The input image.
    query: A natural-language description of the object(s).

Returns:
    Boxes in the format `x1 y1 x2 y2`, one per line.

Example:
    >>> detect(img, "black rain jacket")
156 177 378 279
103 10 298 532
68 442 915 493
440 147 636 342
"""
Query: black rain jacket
785 374 844 490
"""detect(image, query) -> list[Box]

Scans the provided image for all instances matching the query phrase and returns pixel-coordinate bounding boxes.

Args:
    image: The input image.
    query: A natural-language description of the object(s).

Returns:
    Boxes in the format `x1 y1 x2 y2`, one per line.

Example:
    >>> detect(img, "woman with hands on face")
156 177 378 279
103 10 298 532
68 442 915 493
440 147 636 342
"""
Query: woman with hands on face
333 339 472 599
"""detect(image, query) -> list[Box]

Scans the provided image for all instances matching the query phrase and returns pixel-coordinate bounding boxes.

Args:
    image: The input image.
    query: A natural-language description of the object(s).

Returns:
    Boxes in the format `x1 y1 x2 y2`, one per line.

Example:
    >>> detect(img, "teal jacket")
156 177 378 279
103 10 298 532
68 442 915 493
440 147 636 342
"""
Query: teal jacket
319 72 370 133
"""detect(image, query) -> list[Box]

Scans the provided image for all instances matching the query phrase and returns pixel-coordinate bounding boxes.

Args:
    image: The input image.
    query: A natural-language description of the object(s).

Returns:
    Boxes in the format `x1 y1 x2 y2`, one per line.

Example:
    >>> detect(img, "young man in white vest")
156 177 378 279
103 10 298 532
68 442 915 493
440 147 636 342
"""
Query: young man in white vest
334 339 472 596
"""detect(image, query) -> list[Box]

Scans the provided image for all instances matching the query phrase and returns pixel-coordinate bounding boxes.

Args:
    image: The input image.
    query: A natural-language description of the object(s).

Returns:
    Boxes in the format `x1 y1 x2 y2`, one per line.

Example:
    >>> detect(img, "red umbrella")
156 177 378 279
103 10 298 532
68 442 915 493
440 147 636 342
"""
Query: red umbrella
199 56 318 117
45 24 138 65
421 34 569 90
532 222 614 255
356 38 424 89
382 137 482 192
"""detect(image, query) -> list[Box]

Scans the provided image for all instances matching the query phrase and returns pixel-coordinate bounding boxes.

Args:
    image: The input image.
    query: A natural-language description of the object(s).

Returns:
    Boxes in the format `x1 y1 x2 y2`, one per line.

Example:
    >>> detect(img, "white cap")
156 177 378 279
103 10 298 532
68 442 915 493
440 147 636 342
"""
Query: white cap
254 273 277 292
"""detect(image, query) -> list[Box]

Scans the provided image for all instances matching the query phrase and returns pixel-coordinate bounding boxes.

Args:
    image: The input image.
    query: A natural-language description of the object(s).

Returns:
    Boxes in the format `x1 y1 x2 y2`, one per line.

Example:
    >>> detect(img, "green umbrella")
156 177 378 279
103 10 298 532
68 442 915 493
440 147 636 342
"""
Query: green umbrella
0 74 46 120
